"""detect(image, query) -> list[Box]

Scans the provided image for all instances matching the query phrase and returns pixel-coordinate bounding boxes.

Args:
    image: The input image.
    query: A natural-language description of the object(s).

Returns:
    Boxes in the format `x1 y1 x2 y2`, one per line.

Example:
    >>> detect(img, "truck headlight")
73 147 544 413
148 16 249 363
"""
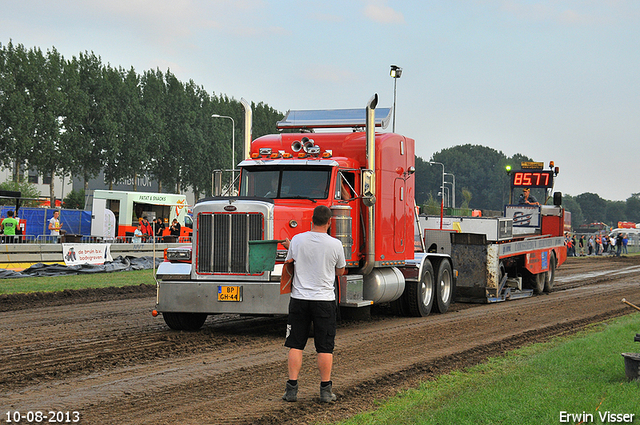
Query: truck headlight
166 247 192 262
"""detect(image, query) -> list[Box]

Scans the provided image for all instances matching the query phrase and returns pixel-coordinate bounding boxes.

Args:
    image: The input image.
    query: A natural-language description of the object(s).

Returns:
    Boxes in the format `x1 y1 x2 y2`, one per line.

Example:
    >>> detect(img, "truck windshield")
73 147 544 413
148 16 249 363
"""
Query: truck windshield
240 166 331 199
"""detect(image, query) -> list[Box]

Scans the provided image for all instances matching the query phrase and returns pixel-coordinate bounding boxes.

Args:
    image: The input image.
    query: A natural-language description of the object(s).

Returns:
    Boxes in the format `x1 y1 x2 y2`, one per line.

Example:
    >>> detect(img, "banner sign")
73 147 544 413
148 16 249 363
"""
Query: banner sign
62 244 113 266
504 205 541 228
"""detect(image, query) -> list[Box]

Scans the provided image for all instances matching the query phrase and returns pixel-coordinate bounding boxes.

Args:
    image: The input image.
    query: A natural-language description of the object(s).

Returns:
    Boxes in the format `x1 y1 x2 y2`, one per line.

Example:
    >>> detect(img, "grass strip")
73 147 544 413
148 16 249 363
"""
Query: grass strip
340 314 640 425
0 269 155 295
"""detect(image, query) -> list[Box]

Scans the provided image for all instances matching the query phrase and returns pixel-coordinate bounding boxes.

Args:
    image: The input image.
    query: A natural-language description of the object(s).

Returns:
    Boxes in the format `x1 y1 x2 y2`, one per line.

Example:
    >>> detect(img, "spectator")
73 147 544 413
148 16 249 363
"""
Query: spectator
282 205 346 403
1 210 19 243
155 218 165 242
565 234 574 257
132 223 143 244
170 218 181 237
623 234 629 255
616 232 624 257
49 210 63 242
141 216 152 242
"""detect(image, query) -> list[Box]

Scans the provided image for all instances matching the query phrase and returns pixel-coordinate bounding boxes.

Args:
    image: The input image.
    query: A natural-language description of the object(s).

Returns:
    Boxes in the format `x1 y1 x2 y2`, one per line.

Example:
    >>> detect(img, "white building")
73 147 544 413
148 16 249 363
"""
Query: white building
0 165 73 202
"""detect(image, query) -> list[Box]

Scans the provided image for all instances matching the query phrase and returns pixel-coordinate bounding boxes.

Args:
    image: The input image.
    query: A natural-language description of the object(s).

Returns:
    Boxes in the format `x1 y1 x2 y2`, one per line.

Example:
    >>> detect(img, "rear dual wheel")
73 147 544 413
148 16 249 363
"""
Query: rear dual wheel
529 272 545 294
402 259 454 317
404 260 435 317
434 260 453 314
544 252 557 293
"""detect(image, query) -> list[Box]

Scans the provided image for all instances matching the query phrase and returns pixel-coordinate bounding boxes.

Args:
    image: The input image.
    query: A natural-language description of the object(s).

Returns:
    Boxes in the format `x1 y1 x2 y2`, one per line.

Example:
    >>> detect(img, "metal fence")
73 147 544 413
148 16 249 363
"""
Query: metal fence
1 234 192 245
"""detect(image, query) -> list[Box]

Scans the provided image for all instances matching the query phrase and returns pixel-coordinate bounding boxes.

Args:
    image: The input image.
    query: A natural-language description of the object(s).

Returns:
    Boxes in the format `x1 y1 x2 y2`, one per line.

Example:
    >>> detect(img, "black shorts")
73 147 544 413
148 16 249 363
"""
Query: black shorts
284 298 337 353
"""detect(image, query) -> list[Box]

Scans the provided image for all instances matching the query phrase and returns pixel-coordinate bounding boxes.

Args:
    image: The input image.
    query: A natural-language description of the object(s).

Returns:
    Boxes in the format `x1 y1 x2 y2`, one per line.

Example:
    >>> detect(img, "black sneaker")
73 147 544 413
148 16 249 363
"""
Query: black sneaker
282 382 298 402
320 383 337 403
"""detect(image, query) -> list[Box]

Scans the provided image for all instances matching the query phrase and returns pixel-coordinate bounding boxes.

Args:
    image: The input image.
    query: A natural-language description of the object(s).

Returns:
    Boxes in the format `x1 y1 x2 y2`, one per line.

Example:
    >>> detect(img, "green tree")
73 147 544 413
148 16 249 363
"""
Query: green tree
0 41 37 183
605 200 627 227
562 194 585 228
0 180 41 207
61 51 107 190
421 193 441 215
27 46 67 206
575 193 608 225
141 68 168 192
100 65 148 189
428 145 532 211
63 189 86 209
625 194 640 223
461 188 472 209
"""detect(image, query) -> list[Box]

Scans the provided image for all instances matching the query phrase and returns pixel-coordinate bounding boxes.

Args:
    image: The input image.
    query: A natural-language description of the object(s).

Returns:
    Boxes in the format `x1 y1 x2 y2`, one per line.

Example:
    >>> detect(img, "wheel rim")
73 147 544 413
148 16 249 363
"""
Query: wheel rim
421 274 433 306
440 269 452 303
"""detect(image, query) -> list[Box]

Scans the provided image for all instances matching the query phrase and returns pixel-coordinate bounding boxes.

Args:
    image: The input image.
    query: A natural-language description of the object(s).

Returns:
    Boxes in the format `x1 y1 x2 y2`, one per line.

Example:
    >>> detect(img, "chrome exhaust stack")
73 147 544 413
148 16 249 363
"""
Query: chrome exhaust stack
358 94 378 276
241 98 252 159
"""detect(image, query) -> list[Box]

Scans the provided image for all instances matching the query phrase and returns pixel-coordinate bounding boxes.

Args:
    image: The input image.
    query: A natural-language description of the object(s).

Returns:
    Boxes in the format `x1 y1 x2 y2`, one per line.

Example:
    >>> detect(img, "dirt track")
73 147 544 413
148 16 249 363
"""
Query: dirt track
2 255 640 425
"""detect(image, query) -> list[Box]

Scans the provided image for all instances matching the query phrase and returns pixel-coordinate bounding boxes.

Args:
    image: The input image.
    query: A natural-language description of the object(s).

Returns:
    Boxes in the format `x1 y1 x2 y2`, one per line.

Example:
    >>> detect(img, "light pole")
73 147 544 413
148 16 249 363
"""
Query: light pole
429 161 445 229
212 114 235 190
441 186 450 208
390 65 402 132
444 172 455 209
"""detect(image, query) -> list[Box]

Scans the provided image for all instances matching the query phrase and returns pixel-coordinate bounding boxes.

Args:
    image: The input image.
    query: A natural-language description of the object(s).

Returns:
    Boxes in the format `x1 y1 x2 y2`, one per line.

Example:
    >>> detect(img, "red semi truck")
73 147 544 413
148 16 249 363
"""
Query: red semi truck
153 95 566 330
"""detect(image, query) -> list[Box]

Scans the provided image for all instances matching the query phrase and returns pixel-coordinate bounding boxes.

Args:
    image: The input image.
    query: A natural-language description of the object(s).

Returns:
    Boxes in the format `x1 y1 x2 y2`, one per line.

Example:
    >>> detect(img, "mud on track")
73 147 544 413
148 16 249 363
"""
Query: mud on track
2 255 640 425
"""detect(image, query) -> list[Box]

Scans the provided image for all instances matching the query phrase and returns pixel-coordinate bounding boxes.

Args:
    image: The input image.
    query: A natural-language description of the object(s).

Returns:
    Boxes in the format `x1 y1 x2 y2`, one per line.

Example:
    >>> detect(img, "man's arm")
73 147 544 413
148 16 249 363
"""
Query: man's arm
335 267 345 276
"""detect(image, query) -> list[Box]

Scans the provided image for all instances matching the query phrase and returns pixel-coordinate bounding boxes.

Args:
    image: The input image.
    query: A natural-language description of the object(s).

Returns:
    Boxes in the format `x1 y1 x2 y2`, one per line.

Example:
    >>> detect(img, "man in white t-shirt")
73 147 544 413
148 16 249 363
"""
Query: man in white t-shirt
49 210 62 241
282 205 346 403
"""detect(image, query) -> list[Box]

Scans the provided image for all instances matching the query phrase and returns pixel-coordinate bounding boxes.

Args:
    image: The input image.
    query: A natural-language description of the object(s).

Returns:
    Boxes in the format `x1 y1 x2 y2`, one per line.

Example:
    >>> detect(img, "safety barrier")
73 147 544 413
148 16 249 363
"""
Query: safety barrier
0 235 192 245
0 240 190 268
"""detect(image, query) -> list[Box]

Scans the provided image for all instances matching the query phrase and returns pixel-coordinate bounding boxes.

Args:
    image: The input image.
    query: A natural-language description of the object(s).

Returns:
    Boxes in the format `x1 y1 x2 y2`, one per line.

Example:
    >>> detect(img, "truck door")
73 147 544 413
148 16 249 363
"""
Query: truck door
394 178 406 253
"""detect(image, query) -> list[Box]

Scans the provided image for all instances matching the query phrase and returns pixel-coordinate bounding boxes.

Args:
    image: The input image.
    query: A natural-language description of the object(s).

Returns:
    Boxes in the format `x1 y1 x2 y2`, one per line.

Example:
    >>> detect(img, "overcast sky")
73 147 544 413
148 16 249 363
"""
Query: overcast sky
2 0 639 201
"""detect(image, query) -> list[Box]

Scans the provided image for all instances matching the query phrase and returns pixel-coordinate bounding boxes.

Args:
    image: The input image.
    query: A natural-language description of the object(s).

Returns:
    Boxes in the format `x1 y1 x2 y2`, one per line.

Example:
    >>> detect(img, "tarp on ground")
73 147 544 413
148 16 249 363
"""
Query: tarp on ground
0 256 162 279
0 206 91 237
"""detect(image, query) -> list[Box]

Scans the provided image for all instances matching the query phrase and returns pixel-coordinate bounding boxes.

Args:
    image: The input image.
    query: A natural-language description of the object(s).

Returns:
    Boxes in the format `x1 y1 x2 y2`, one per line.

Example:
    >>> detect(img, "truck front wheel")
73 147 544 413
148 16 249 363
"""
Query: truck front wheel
163 312 208 331
405 259 435 317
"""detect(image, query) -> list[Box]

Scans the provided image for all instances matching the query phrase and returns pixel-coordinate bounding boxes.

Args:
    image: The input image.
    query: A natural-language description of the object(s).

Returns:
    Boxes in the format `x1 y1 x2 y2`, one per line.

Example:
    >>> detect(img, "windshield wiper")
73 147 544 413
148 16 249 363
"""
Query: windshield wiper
285 195 317 203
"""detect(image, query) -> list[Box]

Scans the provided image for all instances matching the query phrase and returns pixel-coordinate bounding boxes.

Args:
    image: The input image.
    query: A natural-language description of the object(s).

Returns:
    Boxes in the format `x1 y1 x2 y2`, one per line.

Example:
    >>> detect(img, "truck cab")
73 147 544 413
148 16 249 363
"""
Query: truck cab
154 95 455 330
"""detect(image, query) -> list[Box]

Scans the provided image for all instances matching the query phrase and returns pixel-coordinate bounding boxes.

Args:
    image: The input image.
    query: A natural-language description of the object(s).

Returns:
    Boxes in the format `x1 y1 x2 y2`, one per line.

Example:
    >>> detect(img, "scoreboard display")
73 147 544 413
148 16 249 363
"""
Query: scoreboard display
511 170 554 188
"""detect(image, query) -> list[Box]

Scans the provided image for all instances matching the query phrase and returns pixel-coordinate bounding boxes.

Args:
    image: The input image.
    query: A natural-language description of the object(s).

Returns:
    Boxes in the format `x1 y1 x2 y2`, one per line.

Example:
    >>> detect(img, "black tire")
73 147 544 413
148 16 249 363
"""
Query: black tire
163 312 207 331
390 292 409 316
162 312 183 330
404 259 435 317
499 261 507 287
528 272 545 294
544 252 556 293
433 260 454 314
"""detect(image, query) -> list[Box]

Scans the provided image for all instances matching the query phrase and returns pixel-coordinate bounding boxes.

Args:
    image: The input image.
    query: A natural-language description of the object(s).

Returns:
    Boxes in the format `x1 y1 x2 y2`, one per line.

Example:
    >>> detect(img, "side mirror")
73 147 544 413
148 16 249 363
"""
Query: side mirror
553 192 562 206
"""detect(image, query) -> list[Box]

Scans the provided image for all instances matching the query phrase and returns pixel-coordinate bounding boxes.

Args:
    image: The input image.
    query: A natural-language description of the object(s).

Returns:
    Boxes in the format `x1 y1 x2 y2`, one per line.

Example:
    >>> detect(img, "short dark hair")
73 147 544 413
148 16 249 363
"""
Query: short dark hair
312 205 332 226
7 210 14 217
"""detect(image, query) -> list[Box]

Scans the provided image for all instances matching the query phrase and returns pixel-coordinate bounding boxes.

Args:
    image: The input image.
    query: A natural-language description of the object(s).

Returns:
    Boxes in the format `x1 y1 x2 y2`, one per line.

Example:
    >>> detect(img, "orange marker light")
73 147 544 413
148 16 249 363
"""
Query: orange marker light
152 310 159 317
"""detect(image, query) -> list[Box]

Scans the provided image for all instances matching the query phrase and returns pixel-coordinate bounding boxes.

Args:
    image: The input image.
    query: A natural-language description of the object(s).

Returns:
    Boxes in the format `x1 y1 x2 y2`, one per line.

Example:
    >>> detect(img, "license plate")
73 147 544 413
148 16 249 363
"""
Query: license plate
218 286 242 302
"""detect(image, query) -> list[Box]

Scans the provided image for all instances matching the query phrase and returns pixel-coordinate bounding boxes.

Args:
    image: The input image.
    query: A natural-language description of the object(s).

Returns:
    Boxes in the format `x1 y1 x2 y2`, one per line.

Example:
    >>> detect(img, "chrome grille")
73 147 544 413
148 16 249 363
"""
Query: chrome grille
197 213 264 273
